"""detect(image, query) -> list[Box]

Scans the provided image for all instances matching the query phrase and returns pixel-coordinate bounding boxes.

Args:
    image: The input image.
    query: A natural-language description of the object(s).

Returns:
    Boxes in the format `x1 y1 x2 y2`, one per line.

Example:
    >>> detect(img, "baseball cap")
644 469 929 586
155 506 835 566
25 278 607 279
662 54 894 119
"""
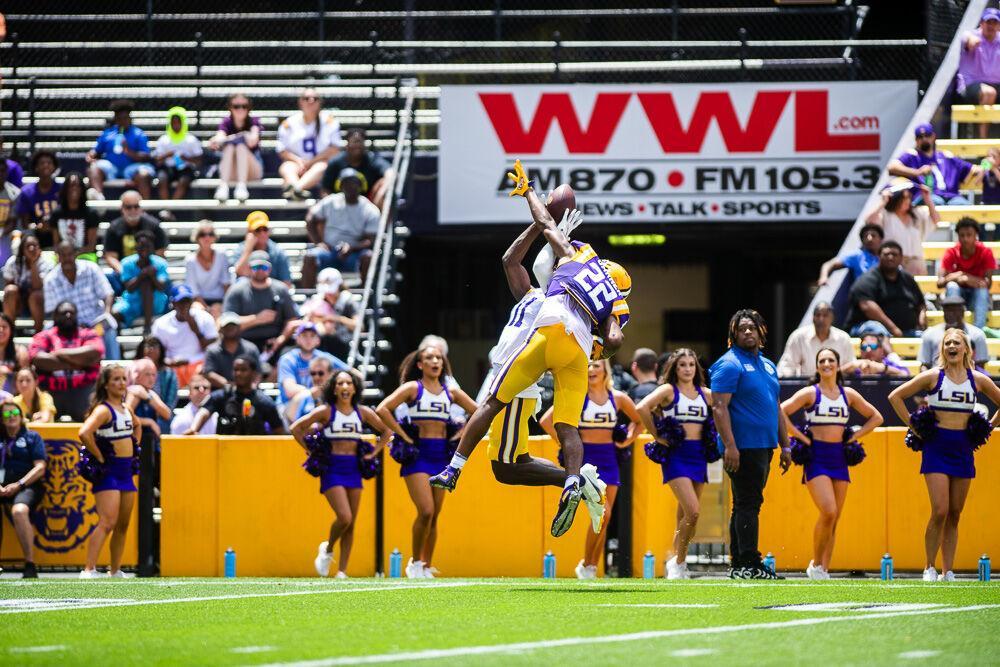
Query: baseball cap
246 210 270 231
983 7 1000 22
855 321 891 338
914 123 935 137
335 167 368 193
317 267 343 295
219 312 240 328
170 284 195 303
940 294 966 307
295 321 319 337
248 250 271 270
886 176 914 194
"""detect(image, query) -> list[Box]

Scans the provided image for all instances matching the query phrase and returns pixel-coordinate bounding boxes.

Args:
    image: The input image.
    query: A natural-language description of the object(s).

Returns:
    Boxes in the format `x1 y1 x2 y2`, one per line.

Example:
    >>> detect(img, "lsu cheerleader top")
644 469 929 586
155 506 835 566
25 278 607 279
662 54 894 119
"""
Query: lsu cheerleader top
662 386 709 424
927 369 977 413
804 386 850 426
579 392 617 431
96 401 134 441
323 407 365 441
407 381 453 422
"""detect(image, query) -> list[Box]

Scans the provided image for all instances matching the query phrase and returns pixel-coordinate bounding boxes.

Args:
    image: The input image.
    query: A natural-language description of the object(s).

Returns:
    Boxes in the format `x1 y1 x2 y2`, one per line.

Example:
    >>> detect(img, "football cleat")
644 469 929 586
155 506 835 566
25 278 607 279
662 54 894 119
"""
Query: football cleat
429 466 461 492
550 483 582 537
578 464 607 533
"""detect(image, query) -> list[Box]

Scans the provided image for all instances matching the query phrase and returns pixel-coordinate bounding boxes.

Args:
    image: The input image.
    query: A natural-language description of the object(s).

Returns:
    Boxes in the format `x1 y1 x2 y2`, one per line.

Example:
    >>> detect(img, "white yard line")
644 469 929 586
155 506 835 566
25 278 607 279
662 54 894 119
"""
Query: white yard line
256 604 1000 667
597 603 719 608
670 648 717 657
899 650 942 659
8 645 67 653
231 646 277 654
0 581 483 615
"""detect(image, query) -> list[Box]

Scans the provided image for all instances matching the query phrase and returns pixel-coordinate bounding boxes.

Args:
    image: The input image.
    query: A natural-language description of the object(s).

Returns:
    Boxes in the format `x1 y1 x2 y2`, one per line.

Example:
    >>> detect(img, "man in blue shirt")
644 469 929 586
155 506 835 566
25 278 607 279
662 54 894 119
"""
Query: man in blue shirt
276 322 349 421
114 230 170 331
817 223 884 287
0 403 47 578
86 99 155 199
710 309 791 580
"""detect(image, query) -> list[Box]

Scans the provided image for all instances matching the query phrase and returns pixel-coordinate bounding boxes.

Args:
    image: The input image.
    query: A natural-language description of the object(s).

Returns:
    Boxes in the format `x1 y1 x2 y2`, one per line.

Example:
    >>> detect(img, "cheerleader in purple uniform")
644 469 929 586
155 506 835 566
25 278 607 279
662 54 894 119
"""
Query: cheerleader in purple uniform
889 329 1000 582
540 358 641 579
291 370 391 578
781 348 882 580
636 349 713 580
78 365 141 579
376 343 478 578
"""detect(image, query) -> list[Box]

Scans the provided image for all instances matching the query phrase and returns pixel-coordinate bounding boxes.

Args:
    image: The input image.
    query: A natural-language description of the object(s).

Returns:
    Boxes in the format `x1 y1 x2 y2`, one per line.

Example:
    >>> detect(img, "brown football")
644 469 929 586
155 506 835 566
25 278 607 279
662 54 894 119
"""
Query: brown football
545 184 576 222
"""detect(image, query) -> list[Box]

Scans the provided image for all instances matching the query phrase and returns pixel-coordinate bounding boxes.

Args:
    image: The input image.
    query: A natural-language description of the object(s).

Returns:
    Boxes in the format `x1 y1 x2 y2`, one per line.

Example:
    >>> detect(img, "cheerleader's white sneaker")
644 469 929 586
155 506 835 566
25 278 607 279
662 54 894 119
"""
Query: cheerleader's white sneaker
922 566 938 582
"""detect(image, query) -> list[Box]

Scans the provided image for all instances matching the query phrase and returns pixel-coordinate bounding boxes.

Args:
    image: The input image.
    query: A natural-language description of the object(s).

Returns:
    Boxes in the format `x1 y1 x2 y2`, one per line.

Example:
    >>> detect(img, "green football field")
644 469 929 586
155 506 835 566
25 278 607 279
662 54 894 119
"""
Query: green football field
1 577 998 665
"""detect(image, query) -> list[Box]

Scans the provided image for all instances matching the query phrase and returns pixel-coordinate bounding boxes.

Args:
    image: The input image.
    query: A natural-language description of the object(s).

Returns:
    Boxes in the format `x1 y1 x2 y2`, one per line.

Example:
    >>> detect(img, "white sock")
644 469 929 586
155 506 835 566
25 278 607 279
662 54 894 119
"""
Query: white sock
449 452 467 470
564 474 580 489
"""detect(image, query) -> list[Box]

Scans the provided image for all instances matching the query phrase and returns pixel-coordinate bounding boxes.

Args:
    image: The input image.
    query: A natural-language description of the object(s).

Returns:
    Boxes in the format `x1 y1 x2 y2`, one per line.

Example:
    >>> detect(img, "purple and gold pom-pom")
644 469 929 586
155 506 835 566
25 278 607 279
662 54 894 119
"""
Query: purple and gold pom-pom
76 450 106 484
908 406 938 441
644 440 670 464
904 430 924 452
843 441 866 466
303 430 330 454
612 423 629 444
654 415 686 449
357 442 382 479
789 425 814 466
966 411 993 451
701 418 721 462
388 435 419 465
131 444 141 475
302 452 329 477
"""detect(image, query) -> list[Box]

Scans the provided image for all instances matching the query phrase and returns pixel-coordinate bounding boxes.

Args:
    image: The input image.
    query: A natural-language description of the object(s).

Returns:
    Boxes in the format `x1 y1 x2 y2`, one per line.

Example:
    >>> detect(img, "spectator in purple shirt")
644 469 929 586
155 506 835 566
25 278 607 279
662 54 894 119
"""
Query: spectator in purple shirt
209 93 263 203
4 160 22 189
888 124 980 206
16 150 60 249
957 8 1000 139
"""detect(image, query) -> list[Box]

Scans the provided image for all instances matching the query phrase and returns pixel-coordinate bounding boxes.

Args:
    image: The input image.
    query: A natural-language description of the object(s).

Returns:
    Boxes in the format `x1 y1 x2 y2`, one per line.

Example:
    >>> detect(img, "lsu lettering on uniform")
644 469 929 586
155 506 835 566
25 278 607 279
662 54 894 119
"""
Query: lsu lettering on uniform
491 243 629 428
579 393 621 486
922 369 979 479
91 401 137 493
661 386 711 484
801 385 852 483
402 381 455 476
319 408 366 492
482 288 544 464
276 110 341 158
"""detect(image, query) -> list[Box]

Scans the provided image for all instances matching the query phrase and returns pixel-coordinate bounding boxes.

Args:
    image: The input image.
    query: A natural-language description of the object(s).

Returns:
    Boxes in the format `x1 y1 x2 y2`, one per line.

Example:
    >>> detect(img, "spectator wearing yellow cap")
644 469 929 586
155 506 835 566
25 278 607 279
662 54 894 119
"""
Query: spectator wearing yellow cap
233 210 291 286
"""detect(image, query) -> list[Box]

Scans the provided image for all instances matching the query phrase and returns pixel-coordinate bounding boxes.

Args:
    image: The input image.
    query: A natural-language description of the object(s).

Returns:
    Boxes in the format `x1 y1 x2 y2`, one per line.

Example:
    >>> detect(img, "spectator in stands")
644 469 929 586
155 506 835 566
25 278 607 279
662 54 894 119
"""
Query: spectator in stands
3 232 54 333
28 301 104 420
185 355 285 435
223 250 299 353
283 356 333 424
277 88 341 200
865 178 939 275
957 8 1000 139
3 146 23 188
154 106 203 201
777 301 856 378
298 267 359 362
321 128 392 209
86 99 155 199
114 230 170 332
234 211 292 286
210 93 263 203
0 314 25 396
135 335 177 433
302 168 380 286
627 348 660 402
0 158 21 268
276 322 348 420
840 330 910 377
184 220 230 317
16 150 60 247
817 223 884 287
888 124 980 205
202 312 261 389
169 373 217 435
982 147 1000 206
937 217 996 329
49 172 99 262
126 357 173 437
151 285 218 387
45 241 119 360
13 367 55 423
103 190 167 292
918 294 989 371
0 400 46 578
846 241 926 338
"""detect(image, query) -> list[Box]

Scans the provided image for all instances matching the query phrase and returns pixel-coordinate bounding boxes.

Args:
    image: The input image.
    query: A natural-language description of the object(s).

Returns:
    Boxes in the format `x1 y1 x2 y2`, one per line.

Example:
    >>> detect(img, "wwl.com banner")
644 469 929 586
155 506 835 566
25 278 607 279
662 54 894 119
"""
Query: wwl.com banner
438 81 916 224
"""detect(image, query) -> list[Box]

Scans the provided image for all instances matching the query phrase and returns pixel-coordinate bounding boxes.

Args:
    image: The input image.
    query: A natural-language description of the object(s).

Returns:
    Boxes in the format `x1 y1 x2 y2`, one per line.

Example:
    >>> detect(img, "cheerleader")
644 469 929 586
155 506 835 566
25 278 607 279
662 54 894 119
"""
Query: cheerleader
376 343 477 578
781 348 882 579
78 365 141 579
540 358 641 579
291 370 391 578
888 329 1000 582
636 349 713 580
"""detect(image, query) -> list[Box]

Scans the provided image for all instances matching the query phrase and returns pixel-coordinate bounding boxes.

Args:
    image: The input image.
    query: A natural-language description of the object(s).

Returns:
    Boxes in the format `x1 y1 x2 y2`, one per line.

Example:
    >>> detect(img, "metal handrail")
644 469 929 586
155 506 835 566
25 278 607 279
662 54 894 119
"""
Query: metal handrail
347 83 415 375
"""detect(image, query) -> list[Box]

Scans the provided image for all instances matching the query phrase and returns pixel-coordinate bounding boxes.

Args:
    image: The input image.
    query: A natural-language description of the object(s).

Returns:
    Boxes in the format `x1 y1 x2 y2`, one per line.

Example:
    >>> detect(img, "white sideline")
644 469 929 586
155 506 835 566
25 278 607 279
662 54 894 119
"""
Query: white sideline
256 604 1000 666
0 581 481 615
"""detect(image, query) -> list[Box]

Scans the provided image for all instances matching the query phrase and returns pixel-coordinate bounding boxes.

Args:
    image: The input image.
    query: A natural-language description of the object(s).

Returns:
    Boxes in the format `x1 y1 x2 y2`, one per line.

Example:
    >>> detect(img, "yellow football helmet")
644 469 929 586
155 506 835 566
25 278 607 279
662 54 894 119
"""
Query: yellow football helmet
600 260 631 299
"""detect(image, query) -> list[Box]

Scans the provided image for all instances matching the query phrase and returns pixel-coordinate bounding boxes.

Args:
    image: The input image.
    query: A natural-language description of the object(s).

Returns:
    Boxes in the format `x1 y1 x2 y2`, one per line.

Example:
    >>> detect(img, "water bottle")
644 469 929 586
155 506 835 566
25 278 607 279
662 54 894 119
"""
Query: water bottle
923 172 935 189
642 551 655 579
979 554 991 582
224 548 236 578
880 553 894 581
763 552 776 572
389 549 402 578
543 551 556 578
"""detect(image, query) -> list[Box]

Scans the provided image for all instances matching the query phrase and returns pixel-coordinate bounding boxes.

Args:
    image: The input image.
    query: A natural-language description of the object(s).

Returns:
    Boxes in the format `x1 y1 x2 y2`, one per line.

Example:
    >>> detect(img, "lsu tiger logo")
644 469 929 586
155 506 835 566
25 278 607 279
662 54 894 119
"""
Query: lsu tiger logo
30 439 98 553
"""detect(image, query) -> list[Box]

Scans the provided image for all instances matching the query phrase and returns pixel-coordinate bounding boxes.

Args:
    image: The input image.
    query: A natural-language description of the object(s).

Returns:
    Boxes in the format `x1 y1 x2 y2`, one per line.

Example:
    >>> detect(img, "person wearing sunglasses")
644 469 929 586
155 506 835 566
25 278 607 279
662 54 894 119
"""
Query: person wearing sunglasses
841 332 910 377
222 249 299 354
276 322 348 424
102 190 167 295
0 401 46 578
169 373 217 435
283 356 332 424
209 93 263 203
887 123 980 207
276 88 342 200
183 221 230 318
234 210 292 286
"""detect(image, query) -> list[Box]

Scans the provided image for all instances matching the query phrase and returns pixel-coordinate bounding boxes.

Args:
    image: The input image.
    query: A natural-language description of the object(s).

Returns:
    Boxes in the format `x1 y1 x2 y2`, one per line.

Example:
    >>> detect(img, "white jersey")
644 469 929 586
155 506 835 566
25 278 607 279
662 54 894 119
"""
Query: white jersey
96 401 134 441
804 385 850 426
407 381 453 423
530 293 592 358
579 393 618 431
662 385 709 424
927 369 978 413
479 289 544 403
322 407 365 441
276 110 341 158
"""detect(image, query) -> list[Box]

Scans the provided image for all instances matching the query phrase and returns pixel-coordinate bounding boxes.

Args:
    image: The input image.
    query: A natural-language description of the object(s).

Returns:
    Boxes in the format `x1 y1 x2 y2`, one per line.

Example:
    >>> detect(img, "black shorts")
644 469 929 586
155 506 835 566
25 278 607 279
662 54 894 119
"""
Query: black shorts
961 81 1000 103
157 165 197 183
0 482 44 510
